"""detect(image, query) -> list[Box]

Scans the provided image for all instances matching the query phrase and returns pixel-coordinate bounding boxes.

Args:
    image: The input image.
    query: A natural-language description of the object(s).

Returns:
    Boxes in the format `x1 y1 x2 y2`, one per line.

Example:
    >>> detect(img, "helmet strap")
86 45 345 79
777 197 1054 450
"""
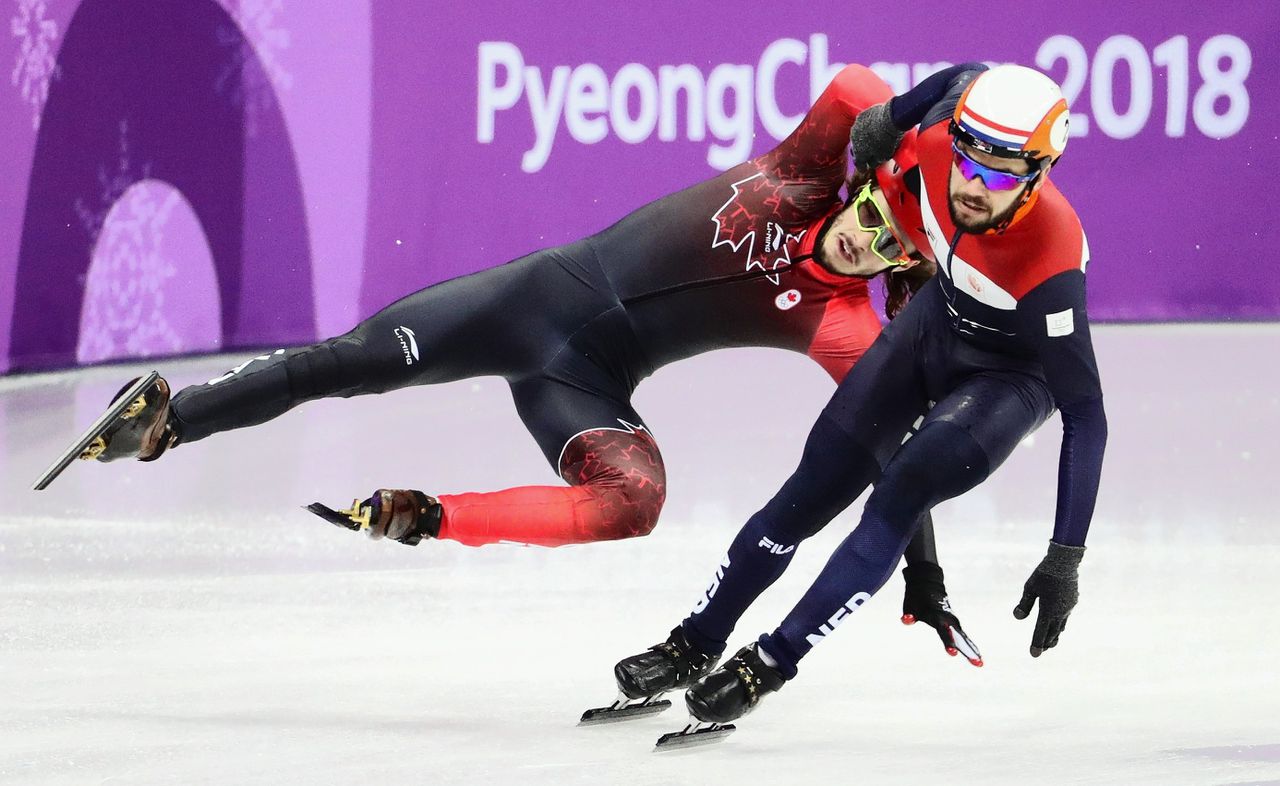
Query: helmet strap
990 174 1042 234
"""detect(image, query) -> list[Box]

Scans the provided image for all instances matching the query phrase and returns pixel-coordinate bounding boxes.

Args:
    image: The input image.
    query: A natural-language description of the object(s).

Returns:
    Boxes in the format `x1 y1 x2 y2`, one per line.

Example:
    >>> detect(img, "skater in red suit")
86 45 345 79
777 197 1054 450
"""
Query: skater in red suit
85 64 979 661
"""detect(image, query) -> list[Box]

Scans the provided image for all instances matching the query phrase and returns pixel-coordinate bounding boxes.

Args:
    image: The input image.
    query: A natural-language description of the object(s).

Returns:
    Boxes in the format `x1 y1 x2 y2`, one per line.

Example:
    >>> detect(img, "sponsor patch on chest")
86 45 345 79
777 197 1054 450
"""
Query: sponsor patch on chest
1046 308 1075 337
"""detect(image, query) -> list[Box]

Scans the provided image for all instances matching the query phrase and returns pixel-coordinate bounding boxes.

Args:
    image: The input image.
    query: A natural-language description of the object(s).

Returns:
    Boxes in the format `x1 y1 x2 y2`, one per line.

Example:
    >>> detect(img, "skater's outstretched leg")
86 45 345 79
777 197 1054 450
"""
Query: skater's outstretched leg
103 241 614 453
429 370 668 546
435 422 666 547
169 253 576 444
309 423 665 548
309 371 667 548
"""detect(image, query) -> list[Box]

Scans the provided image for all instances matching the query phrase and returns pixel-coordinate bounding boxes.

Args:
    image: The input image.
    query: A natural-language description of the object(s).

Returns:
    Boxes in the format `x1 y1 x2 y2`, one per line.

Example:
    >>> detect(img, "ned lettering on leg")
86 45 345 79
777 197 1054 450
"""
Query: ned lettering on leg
805 591 871 647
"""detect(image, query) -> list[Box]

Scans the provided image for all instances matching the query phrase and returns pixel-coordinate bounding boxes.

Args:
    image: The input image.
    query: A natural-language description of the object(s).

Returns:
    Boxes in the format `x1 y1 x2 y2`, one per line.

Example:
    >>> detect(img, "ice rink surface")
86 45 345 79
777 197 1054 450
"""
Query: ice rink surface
2 324 1278 786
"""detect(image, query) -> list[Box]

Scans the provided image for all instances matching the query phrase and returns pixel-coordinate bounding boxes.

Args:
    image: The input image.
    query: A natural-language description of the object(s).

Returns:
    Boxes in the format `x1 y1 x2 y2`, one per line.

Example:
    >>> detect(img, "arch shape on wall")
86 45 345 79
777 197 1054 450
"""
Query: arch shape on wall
77 178 223 364
9 0 314 372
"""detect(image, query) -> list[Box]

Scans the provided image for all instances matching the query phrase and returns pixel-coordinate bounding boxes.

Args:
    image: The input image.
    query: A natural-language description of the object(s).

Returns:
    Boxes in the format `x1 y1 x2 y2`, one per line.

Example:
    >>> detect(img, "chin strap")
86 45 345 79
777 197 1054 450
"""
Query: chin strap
988 156 1056 234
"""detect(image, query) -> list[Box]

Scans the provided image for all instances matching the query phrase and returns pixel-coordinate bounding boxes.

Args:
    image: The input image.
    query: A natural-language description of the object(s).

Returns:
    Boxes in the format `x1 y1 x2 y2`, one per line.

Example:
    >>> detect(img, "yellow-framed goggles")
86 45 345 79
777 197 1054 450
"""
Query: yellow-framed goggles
851 182 912 266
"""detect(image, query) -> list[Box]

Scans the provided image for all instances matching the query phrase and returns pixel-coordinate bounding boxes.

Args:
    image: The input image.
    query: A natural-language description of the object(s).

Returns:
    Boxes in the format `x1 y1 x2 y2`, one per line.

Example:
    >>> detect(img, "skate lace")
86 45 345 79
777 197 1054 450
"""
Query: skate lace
656 639 709 682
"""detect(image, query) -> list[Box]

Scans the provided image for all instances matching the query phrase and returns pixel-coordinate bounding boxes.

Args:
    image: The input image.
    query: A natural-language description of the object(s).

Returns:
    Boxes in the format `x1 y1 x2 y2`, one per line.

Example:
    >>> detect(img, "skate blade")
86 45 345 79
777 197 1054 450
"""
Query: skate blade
654 721 736 750
579 697 672 725
304 502 365 532
33 371 160 491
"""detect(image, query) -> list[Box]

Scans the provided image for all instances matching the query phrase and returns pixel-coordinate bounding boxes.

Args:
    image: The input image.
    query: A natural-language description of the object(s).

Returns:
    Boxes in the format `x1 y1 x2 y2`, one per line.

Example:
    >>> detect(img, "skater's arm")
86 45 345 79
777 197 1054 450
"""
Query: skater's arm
849 63 985 172
901 513 983 667
761 64 897 185
891 63 988 132
1016 271 1108 548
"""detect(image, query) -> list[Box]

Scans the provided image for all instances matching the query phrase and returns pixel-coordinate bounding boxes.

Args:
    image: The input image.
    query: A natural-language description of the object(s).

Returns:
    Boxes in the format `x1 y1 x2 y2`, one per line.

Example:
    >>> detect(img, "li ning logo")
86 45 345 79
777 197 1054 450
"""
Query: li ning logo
394 326 419 365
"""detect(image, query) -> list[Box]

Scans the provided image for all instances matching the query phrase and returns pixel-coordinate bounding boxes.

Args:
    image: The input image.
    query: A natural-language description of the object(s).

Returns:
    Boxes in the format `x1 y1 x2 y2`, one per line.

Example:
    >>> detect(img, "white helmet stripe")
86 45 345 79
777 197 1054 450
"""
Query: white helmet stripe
959 108 1030 146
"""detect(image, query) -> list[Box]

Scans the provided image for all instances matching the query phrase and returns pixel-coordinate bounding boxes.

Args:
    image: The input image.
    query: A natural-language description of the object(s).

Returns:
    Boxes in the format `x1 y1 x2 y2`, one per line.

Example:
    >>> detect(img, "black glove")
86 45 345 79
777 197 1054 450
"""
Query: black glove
849 101 905 173
902 562 982 667
1013 542 1086 657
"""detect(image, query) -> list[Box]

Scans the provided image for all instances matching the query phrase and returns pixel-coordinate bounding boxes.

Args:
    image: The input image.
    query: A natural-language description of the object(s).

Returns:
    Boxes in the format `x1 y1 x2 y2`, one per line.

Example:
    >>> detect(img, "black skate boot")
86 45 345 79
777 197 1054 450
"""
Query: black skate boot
306 489 442 546
615 626 718 700
80 375 179 463
579 626 718 725
684 642 785 724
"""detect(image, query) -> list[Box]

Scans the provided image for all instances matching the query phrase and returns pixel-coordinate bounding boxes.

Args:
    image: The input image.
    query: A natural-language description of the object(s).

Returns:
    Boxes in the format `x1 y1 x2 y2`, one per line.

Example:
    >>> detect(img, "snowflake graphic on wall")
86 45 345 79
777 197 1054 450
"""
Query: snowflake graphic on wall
10 0 60 130
75 120 152 241
215 0 292 136
78 180 185 361
74 121 185 362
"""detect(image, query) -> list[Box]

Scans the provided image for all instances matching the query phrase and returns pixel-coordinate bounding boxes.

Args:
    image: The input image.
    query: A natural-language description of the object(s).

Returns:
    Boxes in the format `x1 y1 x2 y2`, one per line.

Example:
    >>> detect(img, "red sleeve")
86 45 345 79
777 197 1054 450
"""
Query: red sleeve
760 65 895 186
806 289 883 382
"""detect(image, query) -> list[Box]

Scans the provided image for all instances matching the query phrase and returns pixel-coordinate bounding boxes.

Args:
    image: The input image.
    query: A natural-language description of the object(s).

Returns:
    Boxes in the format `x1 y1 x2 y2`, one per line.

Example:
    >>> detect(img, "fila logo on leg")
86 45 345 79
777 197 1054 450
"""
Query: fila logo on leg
757 536 795 555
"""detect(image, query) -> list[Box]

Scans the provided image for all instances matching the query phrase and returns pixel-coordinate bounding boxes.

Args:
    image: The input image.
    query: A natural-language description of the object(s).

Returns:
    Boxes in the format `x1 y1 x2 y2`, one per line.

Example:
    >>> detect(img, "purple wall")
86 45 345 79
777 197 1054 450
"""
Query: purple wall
2 0 1276 373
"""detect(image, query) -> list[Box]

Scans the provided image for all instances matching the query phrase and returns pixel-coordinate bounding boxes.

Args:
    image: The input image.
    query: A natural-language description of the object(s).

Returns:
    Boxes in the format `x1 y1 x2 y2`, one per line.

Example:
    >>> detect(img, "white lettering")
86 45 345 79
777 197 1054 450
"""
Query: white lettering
691 553 732 615
658 64 706 142
807 33 844 104
478 35 1014 174
565 63 608 145
756 38 806 140
611 63 660 144
757 536 796 554
706 63 754 170
522 65 572 173
476 42 524 143
803 591 872 647
207 349 285 386
869 61 911 94
912 61 954 85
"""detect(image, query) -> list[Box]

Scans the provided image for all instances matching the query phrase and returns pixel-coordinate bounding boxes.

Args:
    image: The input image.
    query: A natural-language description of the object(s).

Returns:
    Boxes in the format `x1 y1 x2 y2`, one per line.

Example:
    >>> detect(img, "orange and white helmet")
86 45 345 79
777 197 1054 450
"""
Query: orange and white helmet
950 65 1069 167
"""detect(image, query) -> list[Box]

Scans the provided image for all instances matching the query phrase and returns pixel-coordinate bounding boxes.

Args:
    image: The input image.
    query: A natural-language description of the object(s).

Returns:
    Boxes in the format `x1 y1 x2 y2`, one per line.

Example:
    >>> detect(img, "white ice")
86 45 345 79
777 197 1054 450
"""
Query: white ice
2 324 1278 785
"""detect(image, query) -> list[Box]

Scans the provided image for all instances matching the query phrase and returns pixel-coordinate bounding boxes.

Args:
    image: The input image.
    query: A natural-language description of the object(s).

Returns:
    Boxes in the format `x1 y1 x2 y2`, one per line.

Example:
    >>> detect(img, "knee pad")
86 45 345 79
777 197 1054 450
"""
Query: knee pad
559 427 667 540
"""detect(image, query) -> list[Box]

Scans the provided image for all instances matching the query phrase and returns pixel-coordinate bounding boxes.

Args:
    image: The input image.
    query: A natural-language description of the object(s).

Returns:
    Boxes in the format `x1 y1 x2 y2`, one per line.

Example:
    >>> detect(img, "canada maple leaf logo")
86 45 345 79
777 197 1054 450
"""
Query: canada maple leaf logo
710 172 806 286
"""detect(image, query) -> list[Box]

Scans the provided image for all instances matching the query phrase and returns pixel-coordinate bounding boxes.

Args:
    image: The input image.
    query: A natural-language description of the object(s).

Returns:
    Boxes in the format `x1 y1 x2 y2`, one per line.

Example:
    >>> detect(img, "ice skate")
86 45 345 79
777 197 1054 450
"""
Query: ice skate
83 374 177 463
306 489 441 546
685 642 784 723
33 372 178 490
653 642 784 749
579 626 717 725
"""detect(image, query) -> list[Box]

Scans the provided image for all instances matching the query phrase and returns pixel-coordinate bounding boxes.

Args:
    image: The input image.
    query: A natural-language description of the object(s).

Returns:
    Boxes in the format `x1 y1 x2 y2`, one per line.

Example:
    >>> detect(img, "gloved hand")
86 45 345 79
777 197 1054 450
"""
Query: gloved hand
902 562 983 667
849 101 905 173
1013 541 1086 657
